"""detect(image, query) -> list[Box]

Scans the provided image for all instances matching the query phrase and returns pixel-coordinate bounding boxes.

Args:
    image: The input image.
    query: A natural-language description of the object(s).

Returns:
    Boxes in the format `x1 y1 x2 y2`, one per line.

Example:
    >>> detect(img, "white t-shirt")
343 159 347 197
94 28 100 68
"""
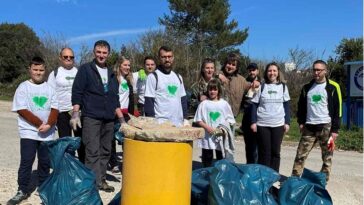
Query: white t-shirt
47 66 77 112
144 69 186 127
118 75 130 109
194 99 235 150
252 83 290 127
133 72 147 104
96 64 108 92
12 81 58 141
306 82 331 124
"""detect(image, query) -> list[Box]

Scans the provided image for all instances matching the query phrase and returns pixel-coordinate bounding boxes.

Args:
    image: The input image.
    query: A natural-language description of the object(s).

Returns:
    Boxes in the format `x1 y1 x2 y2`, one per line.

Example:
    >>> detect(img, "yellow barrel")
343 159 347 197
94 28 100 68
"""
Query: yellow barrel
121 138 193 205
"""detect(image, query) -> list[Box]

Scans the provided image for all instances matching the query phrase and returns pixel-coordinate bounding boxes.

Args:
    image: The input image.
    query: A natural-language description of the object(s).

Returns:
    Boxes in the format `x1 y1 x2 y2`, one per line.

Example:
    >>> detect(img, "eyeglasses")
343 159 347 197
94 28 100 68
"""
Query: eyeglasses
62 56 75 60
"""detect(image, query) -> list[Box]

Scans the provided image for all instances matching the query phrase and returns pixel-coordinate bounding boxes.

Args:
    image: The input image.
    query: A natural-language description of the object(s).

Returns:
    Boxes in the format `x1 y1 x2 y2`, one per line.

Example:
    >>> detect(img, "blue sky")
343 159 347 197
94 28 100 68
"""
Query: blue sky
0 0 362 61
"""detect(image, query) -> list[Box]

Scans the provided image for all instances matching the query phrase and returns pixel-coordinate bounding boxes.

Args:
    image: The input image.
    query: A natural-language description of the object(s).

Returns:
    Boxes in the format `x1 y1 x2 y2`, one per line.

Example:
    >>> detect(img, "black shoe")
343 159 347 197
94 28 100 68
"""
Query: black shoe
98 180 115 192
7 190 30 205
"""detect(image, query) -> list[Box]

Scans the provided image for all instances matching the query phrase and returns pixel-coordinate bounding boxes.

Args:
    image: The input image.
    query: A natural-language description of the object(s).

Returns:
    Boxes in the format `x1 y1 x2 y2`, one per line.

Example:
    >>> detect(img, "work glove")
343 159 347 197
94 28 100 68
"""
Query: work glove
70 111 82 130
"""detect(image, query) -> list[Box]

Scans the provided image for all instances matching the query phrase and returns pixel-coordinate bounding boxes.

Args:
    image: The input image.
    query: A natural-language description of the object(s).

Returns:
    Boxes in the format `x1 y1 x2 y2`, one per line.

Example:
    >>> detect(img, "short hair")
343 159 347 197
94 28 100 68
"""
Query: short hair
313 60 328 69
207 78 222 100
59 47 74 56
144 56 156 64
158 46 173 56
29 56 45 67
94 40 110 52
199 57 215 79
264 62 282 83
222 53 241 74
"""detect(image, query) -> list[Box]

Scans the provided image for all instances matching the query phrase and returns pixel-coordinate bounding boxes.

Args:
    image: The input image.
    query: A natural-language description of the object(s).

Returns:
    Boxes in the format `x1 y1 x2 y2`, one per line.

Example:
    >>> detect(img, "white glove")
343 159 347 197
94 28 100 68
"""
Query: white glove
70 111 82 130
183 119 191 127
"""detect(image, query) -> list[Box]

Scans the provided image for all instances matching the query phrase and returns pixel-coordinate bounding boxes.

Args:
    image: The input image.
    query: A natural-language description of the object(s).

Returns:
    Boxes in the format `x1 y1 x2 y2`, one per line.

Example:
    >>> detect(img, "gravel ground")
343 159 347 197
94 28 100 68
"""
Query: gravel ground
0 100 363 204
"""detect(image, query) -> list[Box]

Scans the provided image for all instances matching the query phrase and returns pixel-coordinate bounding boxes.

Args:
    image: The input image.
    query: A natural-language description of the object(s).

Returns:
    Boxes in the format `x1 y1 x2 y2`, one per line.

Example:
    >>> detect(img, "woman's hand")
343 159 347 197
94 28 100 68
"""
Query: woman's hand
251 123 257 133
284 124 290 133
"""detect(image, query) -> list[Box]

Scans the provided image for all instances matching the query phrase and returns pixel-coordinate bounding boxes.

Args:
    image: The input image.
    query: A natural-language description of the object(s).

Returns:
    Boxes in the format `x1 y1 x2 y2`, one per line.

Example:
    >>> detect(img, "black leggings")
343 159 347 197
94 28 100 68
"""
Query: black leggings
257 126 284 172
201 149 223 167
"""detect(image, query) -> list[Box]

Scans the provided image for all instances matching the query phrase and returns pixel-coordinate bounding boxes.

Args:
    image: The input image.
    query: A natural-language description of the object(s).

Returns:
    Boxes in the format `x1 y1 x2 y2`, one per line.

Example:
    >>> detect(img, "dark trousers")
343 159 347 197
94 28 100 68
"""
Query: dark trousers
257 126 284 172
201 149 223 167
18 138 50 193
242 114 258 164
56 111 85 163
82 117 114 185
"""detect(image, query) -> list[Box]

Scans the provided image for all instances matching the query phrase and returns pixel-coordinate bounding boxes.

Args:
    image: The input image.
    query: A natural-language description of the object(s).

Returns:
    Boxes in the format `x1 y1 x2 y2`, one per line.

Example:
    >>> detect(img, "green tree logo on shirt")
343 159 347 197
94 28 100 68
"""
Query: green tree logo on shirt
32 96 48 108
167 84 178 96
209 111 221 122
121 82 129 91
311 94 322 104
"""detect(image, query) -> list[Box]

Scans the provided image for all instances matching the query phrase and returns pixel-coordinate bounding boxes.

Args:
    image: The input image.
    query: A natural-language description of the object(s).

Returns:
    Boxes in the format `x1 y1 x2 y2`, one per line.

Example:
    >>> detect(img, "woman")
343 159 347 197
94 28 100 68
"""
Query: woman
190 58 218 112
250 62 290 172
109 56 135 173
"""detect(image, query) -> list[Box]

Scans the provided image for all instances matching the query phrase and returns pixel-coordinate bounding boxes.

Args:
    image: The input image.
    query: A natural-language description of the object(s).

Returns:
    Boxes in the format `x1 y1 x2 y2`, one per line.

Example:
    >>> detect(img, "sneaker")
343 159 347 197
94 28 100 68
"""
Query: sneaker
7 190 30 205
98 180 115 192
111 166 120 173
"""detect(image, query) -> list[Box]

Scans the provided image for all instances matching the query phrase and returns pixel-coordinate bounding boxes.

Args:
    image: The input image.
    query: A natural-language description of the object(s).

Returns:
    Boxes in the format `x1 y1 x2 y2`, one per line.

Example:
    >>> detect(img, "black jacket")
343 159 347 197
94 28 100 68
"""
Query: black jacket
297 79 340 133
72 60 120 120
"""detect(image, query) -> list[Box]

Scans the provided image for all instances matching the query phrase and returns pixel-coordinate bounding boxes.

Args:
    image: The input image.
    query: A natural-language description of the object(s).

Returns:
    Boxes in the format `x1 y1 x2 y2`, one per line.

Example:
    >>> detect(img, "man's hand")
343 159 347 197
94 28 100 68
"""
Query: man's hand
183 119 191 127
70 111 82 130
218 74 229 84
299 124 304 133
328 133 338 152
251 123 257 133
251 80 260 89
199 95 207 102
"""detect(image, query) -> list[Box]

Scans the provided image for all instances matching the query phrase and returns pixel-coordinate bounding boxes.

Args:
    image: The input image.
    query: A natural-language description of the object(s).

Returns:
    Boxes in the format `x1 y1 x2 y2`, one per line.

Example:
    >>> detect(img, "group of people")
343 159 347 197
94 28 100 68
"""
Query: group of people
7 39 341 205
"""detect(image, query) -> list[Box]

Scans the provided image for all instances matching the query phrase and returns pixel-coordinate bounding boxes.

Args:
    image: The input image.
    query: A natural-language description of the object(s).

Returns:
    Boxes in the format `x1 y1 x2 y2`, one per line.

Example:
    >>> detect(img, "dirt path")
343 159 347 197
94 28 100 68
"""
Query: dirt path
0 100 362 204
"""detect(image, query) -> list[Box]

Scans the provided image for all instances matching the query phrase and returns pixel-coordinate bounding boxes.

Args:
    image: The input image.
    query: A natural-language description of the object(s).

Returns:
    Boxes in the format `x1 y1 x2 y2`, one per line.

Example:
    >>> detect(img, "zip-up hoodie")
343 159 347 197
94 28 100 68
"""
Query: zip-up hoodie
72 60 120 120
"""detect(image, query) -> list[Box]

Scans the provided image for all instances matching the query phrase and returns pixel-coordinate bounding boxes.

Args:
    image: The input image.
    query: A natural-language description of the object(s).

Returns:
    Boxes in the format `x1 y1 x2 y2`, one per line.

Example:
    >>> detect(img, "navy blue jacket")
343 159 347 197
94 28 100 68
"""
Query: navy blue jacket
72 60 120 120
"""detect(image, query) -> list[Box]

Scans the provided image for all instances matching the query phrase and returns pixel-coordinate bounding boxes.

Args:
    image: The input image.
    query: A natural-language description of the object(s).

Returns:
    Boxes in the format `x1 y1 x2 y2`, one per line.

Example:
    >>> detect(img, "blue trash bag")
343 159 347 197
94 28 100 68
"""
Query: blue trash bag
114 122 124 145
108 192 121 205
191 167 213 205
279 168 332 205
191 159 280 205
38 137 102 205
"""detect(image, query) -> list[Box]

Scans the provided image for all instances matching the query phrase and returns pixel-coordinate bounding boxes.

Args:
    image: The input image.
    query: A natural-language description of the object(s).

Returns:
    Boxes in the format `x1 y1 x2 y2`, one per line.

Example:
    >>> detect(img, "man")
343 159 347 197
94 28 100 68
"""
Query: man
47 48 84 162
71 40 123 192
144 46 188 127
292 60 341 182
240 63 260 164
132 56 157 116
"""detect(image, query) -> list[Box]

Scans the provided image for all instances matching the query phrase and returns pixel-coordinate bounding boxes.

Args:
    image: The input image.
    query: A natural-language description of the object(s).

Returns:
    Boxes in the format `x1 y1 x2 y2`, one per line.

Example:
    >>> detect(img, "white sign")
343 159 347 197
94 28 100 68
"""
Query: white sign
349 63 363 97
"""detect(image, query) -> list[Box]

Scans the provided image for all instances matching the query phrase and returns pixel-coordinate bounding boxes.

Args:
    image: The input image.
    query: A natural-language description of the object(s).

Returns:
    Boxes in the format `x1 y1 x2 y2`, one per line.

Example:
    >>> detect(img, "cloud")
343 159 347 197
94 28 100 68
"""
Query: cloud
66 28 150 43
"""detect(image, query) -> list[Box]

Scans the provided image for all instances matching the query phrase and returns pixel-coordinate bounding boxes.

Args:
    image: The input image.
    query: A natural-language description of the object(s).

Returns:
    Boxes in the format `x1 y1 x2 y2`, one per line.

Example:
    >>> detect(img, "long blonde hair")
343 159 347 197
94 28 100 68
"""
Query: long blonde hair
114 55 134 86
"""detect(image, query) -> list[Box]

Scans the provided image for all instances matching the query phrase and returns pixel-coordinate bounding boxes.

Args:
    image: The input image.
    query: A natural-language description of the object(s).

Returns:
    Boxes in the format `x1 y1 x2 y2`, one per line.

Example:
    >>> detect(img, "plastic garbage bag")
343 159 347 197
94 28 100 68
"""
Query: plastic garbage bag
191 159 280 205
38 137 102 205
114 122 124 145
279 168 332 205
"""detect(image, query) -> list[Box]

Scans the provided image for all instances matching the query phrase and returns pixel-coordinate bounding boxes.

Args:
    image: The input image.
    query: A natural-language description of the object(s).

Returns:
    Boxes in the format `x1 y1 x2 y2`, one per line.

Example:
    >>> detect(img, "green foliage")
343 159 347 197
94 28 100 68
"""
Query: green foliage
0 23 42 83
159 0 248 59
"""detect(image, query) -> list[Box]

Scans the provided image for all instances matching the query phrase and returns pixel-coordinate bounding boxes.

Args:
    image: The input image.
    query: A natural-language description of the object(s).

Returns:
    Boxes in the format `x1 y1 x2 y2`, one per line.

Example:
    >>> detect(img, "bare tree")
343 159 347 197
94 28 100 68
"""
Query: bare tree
288 46 315 70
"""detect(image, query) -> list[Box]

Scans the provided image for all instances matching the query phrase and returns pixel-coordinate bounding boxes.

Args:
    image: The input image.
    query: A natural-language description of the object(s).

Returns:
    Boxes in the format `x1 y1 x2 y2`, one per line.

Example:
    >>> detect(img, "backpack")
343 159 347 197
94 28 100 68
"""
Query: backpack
152 71 182 90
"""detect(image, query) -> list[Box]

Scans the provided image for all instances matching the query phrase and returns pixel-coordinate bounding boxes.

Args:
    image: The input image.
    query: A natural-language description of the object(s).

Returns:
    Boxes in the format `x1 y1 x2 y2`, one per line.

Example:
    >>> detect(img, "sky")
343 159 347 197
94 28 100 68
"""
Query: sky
0 0 362 62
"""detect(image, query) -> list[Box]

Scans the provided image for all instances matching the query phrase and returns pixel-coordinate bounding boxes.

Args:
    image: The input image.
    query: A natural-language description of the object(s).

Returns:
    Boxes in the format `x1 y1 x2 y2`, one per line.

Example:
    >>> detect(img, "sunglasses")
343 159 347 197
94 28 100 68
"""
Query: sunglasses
62 56 75 60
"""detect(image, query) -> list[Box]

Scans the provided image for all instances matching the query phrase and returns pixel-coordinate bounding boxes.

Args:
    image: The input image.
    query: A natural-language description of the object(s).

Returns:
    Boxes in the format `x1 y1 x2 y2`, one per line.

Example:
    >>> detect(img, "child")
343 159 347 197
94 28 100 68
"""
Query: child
7 57 58 205
193 79 235 167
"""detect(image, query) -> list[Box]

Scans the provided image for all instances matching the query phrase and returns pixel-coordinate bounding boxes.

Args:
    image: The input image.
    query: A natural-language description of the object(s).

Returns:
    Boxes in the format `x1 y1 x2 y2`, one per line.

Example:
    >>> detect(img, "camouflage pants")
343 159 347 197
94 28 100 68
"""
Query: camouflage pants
292 123 333 181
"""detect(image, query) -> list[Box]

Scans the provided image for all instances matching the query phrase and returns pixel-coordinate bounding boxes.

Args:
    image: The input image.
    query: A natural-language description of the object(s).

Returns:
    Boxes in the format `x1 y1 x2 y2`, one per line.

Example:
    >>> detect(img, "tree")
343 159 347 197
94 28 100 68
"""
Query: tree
0 23 42 83
159 0 248 60
288 46 315 70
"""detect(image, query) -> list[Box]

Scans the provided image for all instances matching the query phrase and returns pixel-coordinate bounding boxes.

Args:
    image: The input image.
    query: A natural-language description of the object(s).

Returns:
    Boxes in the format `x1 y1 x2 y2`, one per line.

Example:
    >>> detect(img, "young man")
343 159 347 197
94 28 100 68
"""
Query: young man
71 40 123 192
47 47 84 162
291 60 341 182
132 56 157 116
144 46 188 127
8 57 58 205
241 63 260 164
